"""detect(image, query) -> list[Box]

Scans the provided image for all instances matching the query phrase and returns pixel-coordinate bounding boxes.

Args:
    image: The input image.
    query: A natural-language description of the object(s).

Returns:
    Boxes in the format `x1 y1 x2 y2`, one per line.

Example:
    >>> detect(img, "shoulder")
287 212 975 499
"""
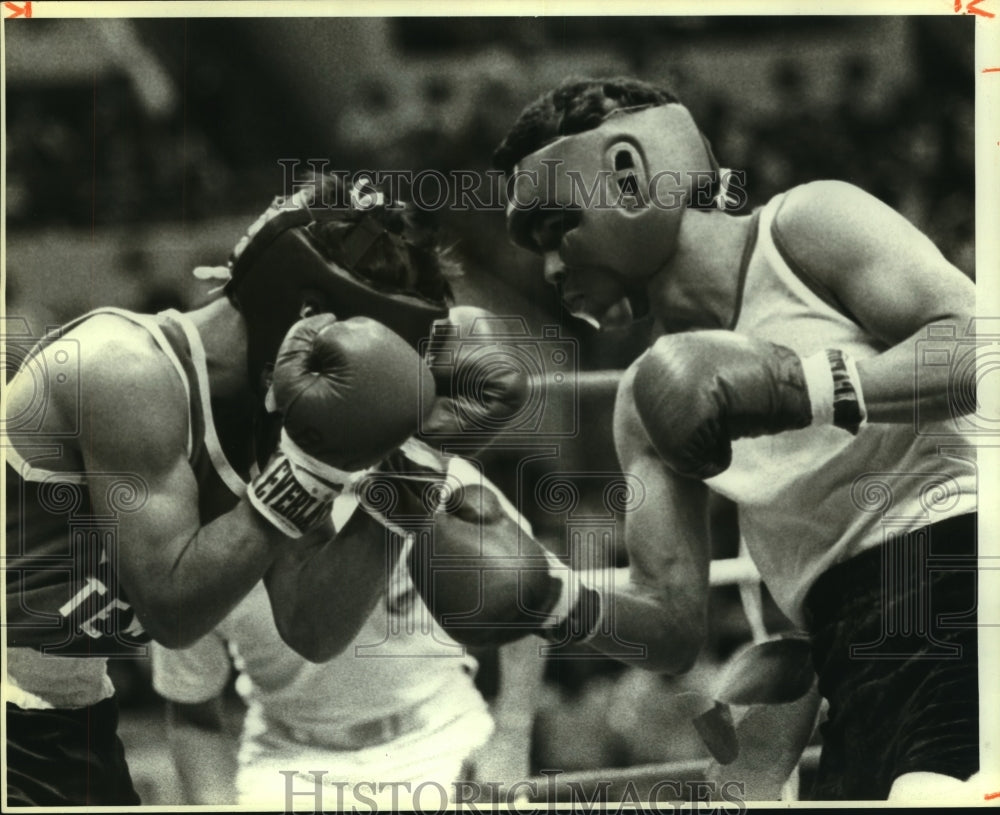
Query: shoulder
774 179 879 217
73 313 191 459
771 180 893 244
771 180 938 280
7 312 185 445
73 312 175 381
81 314 186 405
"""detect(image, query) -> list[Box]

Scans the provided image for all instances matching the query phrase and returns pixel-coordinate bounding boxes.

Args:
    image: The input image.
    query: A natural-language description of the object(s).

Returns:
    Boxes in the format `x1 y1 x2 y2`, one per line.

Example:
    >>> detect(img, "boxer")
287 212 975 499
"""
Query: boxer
420 77 980 801
3 175 474 806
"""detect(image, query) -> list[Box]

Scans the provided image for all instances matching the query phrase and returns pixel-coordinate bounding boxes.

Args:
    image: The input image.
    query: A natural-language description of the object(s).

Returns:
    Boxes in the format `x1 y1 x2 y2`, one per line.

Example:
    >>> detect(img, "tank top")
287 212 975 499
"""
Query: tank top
704 194 978 625
5 308 248 707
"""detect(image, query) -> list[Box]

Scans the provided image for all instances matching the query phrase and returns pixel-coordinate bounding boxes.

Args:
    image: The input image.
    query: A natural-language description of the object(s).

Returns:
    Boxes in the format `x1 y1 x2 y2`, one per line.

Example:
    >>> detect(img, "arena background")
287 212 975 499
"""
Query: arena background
3 14 976 804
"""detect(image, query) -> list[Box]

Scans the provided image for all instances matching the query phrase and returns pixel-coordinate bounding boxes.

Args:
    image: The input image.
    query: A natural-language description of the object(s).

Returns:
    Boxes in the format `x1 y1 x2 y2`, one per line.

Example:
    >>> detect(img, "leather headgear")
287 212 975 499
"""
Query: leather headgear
506 104 720 284
224 186 451 395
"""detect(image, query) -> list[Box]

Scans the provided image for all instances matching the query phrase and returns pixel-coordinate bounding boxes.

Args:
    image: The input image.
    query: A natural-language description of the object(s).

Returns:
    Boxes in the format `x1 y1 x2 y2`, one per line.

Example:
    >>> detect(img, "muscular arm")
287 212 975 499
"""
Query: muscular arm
772 180 976 423
582 361 712 674
403 419 710 673
471 636 546 786
264 508 403 663
72 317 284 647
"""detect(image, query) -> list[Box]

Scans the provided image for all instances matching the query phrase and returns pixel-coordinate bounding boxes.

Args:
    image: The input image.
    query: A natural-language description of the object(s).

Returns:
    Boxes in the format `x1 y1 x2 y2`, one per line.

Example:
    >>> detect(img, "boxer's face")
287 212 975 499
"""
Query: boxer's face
528 211 633 330
506 105 712 305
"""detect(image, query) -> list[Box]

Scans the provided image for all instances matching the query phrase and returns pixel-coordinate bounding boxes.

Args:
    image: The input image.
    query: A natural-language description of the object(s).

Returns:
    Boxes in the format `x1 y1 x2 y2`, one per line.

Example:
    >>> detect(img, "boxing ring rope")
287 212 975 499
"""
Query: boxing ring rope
708 553 762 590
535 370 626 392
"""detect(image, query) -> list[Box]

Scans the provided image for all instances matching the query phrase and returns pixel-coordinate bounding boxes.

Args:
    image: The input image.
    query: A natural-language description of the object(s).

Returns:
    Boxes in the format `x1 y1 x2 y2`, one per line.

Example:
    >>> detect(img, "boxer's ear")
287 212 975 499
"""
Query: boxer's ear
607 142 648 209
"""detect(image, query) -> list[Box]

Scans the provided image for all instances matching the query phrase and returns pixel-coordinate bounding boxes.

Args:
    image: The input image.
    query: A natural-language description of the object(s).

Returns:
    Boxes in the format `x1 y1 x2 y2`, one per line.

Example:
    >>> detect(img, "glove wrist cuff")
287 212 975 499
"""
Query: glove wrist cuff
802 349 867 434
278 429 361 486
538 550 603 645
248 453 338 538
249 430 373 538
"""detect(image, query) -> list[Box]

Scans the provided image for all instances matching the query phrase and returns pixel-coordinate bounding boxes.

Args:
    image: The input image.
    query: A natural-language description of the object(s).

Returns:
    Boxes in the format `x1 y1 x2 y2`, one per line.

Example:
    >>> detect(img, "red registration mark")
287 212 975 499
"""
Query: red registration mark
3 1 32 18
957 0 996 17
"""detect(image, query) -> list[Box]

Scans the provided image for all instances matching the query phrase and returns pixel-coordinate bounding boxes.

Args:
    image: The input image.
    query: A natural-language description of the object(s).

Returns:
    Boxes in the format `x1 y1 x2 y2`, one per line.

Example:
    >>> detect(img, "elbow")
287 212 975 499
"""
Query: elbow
645 615 706 677
666 630 705 676
626 588 707 675
283 636 346 665
672 608 708 674
145 624 202 651
272 612 347 664
134 604 207 650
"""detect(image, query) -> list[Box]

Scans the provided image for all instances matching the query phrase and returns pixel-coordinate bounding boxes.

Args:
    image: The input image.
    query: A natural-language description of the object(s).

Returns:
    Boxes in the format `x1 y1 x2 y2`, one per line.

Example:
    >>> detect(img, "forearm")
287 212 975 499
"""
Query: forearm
264 511 401 662
140 500 281 647
587 453 710 674
854 317 971 425
581 568 706 674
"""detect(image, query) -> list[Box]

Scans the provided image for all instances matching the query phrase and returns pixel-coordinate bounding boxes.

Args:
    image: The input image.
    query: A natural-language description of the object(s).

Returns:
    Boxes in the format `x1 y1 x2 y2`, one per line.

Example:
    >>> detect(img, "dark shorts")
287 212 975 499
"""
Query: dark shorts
6 696 141 807
802 512 979 800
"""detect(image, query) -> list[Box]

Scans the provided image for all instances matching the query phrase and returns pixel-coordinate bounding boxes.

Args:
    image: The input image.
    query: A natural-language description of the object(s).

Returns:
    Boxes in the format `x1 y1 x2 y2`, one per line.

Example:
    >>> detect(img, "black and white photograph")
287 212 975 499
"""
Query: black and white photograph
3 2 998 810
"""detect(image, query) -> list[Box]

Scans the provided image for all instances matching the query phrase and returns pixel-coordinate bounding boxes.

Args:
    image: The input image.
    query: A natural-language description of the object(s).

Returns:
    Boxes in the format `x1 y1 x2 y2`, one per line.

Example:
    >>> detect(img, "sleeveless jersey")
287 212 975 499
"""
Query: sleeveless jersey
154 567 481 736
5 308 248 706
704 193 978 626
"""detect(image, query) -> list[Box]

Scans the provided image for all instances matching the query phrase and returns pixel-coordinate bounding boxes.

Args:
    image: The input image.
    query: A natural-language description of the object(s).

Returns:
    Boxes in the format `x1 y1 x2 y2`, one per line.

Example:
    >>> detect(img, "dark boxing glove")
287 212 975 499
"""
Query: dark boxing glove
632 330 867 479
419 306 529 447
396 449 576 647
351 435 600 648
249 314 435 537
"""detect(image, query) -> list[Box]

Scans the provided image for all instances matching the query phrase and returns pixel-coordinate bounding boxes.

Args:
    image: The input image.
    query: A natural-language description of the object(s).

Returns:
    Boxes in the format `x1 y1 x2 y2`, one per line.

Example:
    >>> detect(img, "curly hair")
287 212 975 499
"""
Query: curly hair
492 77 681 175
300 173 459 306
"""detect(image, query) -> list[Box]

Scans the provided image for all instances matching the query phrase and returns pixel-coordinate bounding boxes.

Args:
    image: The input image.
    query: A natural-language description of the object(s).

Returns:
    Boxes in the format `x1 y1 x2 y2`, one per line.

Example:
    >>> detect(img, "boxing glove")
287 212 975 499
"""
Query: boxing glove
249 314 436 537
419 306 529 447
416 521 602 648
396 450 570 647
632 330 867 479
350 437 598 648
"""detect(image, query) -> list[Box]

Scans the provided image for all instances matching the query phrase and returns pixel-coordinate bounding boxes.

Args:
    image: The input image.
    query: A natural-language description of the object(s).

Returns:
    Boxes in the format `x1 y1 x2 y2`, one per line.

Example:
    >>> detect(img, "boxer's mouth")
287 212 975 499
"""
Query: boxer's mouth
566 295 634 331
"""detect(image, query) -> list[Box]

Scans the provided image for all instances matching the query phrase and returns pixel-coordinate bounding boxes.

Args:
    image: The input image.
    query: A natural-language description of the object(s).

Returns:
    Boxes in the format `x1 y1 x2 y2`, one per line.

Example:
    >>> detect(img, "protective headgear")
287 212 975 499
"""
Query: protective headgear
506 104 721 284
223 185 451 395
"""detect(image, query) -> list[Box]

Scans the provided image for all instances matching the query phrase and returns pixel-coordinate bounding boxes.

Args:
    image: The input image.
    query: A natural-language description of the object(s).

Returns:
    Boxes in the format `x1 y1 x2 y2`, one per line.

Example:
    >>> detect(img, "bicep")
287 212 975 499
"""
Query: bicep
78 344 202 617
622 453 712 593
89 454 202 575
774 181 974 346
613 361 712 595
598 365 713 671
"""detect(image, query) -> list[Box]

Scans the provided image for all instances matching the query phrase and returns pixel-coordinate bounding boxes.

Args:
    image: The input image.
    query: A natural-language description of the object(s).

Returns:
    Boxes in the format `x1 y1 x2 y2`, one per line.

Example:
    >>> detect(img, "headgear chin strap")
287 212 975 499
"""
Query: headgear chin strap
224 191 450 396
507 104 721 284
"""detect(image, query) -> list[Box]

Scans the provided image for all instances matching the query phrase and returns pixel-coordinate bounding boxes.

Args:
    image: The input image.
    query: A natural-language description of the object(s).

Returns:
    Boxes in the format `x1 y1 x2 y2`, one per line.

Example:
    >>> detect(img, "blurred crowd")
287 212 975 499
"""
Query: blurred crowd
6 17 975 279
